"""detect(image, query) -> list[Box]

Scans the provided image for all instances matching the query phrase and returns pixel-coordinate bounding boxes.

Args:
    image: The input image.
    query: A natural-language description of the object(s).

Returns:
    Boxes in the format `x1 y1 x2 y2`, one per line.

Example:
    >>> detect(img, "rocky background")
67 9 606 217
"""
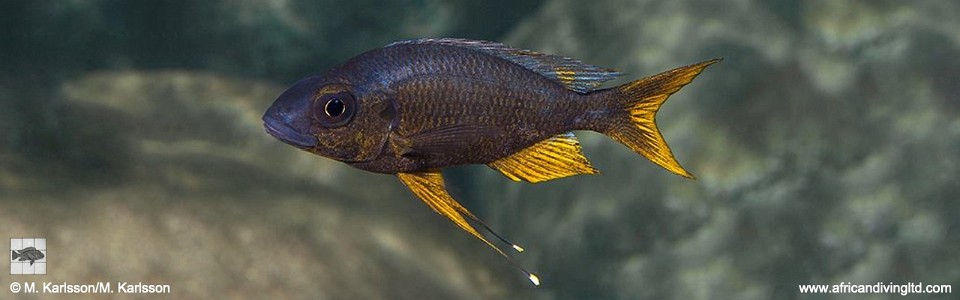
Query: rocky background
1 0 958 299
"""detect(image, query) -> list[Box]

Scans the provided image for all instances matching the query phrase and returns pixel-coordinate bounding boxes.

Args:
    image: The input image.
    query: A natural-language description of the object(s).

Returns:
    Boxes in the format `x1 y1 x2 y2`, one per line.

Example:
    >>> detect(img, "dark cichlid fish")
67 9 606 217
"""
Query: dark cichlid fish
263 38 718 285
12 247 44 265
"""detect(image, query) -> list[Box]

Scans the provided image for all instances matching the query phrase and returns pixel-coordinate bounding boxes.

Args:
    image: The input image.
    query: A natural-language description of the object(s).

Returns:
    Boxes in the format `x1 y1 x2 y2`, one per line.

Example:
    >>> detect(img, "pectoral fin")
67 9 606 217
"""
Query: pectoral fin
488 132 599 183
396 171 506 256
391 125 497 157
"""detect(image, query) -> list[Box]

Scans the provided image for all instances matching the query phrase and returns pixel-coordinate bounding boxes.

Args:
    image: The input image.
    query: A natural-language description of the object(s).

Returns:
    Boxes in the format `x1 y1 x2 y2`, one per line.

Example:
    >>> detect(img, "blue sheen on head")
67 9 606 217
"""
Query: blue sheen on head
262 76 321 148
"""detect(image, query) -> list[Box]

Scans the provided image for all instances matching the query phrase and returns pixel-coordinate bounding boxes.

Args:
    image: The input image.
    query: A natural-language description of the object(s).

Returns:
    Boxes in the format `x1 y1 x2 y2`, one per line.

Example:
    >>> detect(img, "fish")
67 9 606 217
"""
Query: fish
12 246 44 265
262 38 718 285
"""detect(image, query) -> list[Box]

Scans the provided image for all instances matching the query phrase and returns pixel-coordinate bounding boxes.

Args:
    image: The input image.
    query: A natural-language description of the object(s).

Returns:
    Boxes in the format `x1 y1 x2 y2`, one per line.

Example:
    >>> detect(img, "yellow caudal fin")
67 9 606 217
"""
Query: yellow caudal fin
488 132 598 183
604 59 720 179
396 171 540 286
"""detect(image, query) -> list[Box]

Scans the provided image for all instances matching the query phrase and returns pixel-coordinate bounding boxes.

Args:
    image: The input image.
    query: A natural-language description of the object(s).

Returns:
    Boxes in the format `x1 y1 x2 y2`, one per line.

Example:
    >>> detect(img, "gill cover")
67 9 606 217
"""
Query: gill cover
266 77 393 163
308 83 394 163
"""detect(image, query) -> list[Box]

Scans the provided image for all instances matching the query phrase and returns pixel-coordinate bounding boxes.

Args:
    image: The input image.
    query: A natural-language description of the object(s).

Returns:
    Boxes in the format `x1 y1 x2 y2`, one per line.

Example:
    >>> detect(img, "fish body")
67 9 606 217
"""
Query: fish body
263 38 718 284
351 43 591 174
12 247 44 265
266 41 600 173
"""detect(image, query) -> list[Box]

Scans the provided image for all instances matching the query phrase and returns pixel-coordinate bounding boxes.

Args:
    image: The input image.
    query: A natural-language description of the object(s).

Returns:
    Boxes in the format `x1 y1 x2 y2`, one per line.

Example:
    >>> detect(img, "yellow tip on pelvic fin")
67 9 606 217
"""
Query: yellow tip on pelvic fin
529 274 541 286
397 171 540 285
396 171 498 253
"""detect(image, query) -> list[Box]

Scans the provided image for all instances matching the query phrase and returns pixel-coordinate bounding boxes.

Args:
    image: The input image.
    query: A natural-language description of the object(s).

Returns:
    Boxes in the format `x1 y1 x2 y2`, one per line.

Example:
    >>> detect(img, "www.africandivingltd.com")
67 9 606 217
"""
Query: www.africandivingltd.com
799 281 952 296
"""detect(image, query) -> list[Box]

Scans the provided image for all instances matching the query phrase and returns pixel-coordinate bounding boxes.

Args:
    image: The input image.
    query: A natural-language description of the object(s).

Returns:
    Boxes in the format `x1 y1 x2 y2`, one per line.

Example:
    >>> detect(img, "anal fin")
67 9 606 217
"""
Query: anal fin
488 132 598 183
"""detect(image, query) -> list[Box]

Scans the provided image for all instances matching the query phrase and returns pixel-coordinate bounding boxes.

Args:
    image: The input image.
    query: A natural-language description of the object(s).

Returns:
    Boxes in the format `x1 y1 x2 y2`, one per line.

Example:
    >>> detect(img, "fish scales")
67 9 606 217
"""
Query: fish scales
393 73 587 164
350 44 589 168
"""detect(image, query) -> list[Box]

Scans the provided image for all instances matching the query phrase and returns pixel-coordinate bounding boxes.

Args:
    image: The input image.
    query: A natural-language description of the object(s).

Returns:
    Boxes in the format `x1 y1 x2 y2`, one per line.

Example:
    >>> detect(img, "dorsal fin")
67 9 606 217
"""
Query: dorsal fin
388 38 621 93
488 132 599 183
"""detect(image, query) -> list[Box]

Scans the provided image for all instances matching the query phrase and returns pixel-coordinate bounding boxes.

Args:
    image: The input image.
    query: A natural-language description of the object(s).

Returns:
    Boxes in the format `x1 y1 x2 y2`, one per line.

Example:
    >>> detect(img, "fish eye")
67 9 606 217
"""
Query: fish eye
324 97 345 117
313 90 355 128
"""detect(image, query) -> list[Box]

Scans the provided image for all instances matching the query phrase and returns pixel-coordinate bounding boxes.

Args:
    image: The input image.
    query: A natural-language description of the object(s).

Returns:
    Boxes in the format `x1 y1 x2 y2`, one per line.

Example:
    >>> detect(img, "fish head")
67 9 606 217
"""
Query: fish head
263 76 393 163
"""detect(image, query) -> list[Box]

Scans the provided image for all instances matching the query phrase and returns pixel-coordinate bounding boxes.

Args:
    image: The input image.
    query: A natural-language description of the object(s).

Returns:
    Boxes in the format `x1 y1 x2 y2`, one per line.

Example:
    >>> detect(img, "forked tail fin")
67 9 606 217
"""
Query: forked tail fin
12 250 18 260
603 59 720 179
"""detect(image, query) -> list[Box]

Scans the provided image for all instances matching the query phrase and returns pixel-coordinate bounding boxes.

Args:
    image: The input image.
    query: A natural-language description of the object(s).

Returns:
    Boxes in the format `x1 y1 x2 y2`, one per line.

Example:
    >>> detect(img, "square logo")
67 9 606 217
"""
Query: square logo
10 238 46 275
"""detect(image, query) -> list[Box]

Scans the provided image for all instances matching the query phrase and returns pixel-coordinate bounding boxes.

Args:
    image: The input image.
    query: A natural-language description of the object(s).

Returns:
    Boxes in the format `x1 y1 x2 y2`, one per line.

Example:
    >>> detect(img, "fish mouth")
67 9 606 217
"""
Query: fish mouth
263 116 317 149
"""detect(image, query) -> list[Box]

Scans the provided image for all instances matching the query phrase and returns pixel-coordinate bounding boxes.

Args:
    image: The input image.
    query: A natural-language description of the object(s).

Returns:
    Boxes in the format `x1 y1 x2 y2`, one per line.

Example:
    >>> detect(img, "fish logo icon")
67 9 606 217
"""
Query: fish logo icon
10 238 46 274
12 247 44 265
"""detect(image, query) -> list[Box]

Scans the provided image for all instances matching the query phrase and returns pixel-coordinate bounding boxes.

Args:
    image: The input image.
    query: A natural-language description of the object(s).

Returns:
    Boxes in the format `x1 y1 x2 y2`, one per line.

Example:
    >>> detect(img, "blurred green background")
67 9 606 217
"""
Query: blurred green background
1 0 958 299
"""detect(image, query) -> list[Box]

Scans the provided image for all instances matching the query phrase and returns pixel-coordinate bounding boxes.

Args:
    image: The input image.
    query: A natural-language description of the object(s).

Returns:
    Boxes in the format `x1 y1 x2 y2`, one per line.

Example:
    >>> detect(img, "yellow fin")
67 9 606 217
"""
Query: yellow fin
488 132 598 183
604 59 720 179
396 171 506 256
397 171 540 285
